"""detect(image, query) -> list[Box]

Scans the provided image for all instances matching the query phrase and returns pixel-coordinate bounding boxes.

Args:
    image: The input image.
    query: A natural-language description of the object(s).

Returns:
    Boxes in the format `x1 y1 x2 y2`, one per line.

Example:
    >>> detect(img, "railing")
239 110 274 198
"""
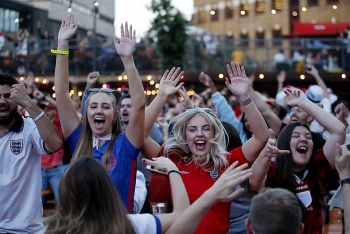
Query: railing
0 36 347 76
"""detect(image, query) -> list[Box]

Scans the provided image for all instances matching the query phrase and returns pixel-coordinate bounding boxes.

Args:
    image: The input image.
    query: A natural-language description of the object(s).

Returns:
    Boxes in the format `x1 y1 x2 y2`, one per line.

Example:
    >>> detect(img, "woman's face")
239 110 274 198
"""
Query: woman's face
185 115 215 158
87 93 116 137
290 126 313 172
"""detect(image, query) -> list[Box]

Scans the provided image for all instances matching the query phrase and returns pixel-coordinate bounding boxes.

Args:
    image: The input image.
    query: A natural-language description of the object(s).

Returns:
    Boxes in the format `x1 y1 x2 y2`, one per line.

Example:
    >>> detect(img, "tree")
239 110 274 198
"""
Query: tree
149 0 188 70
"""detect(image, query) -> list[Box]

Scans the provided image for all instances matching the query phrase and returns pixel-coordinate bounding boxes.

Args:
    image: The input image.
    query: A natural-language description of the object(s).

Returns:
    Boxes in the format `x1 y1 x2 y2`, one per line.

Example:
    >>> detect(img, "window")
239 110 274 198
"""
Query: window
197 9 206 24
240 31 249 47
225 2 234 19
240 1 249 17
327 0 339 3
256 29 265 47
272 0 283 11
308 0 318 6
272 27 282 47
210 7 219 22
255 0 266 14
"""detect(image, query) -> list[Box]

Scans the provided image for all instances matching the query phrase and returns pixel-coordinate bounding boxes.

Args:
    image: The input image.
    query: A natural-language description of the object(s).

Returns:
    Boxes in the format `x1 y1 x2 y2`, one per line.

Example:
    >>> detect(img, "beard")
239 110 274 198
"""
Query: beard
0 104 17 125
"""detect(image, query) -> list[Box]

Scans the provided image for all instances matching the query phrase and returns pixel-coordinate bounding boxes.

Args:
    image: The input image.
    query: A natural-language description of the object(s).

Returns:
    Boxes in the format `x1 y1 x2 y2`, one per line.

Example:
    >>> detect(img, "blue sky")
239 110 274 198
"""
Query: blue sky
115 0 193 38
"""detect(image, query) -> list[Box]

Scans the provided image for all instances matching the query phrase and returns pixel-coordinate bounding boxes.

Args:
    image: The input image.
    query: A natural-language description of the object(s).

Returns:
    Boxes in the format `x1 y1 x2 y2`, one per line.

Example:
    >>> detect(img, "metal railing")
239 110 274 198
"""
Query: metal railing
0 36 347 76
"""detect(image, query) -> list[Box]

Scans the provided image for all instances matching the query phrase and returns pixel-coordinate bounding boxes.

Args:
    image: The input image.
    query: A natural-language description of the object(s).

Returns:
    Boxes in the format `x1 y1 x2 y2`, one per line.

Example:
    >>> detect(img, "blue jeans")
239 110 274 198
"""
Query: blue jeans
41 165 65 202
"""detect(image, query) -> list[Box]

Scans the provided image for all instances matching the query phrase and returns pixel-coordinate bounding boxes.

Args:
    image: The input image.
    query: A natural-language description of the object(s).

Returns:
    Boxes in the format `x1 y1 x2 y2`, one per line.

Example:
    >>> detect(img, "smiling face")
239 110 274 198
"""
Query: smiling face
289 107 313 125
185 115 215 158
0 85 17 126
86 92 117 137
290 126 313 171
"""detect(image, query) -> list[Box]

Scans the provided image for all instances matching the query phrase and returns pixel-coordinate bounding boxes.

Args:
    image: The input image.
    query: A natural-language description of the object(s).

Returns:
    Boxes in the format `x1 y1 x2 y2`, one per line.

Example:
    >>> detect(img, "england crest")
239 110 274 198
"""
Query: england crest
10 139 23 155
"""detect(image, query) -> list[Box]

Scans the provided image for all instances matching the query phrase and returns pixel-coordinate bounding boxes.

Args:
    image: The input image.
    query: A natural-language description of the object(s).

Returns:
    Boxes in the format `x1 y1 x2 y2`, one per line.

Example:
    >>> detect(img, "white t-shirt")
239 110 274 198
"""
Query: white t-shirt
0 117 46 233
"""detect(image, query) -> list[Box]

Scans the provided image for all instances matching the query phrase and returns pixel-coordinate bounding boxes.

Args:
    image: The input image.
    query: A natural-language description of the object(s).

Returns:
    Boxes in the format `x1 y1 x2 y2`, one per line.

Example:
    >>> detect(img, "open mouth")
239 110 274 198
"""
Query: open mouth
0 107 9 117
296 146 308 154
94 117 105 128
195 140 206 150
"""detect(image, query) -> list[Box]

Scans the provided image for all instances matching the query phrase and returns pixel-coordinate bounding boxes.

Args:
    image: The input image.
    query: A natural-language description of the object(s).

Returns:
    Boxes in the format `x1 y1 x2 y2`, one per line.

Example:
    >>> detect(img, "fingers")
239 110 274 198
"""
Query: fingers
120 23 125 37
268 128 275 139
226 188 245 201
226 64 233 78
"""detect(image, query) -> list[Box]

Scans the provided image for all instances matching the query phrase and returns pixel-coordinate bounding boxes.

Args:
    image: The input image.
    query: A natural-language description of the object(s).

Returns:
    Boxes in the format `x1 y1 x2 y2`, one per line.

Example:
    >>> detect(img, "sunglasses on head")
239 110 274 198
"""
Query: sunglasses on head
187 107 213 114
88 88 116 93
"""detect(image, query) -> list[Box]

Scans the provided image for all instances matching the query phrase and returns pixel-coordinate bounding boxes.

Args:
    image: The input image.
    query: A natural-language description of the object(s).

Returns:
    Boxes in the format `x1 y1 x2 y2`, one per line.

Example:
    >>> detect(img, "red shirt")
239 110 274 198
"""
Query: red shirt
266 150 332 234
150 146 250 234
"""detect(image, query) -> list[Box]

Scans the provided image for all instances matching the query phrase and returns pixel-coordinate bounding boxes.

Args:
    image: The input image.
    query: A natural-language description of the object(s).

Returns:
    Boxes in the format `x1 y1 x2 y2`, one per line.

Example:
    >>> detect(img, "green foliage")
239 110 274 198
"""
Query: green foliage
149 0 188 70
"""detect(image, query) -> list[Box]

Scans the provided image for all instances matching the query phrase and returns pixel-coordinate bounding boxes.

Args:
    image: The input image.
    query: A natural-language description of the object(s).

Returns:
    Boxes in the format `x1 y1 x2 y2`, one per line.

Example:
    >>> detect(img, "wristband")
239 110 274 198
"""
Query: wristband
341 178 350 187
239 97 253 106
33 111 45 123
168 170 181 176
51 49 69 55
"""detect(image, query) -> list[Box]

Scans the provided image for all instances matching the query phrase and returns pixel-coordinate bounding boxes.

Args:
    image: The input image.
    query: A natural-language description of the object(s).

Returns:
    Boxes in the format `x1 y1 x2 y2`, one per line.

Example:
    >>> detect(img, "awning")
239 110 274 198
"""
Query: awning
293 22 350 36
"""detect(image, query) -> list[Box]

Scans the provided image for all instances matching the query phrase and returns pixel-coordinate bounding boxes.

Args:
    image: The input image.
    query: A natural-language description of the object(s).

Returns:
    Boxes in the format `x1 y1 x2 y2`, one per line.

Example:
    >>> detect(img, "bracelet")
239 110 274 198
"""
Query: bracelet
168 170 181 176
239 97 253 106
341 178 350 187
33 111 45 123
51 49 69 55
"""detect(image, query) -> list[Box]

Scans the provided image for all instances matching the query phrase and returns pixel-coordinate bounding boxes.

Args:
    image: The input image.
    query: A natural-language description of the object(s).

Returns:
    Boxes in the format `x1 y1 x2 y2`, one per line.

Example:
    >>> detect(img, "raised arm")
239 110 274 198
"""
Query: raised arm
225 62 269 162
54 14 81 138
306 65 329 99
166 162 252 234
335 143 350 234
81 71 100 117
115 22 145 148
141 68 183 159
11 81 62 153
248 85 282 136
284 88 346 168
142 157 189 233
249 129 289 192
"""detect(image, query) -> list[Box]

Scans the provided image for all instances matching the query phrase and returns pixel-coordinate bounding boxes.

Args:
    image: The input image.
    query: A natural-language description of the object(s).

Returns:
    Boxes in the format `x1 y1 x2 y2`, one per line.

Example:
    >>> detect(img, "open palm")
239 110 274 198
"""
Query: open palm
225 62 249 97
57 14 78 42
159 67 184 97
114 22 135 58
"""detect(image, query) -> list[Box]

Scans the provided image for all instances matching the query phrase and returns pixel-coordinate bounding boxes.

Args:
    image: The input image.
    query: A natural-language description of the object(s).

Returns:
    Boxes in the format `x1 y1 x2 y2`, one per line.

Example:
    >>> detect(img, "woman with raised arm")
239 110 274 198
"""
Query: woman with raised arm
250 88 346 234
53 14 145 213
146 63 269 233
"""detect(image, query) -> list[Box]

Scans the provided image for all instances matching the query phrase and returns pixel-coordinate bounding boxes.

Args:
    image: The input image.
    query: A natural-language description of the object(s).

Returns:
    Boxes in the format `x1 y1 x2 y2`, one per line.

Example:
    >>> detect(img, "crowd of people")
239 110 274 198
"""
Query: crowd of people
1 13 350 234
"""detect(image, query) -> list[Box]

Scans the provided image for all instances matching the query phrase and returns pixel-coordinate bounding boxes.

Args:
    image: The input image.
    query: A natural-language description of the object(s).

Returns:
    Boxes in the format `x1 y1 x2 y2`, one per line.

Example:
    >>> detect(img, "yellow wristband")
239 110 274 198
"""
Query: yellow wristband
51 49 69 55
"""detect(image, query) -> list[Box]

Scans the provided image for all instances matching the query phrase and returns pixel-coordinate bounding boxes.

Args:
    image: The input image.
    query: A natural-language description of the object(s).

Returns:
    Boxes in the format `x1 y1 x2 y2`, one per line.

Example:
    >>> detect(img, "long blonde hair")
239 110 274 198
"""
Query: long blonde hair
163 108 229 172
72 91 122 169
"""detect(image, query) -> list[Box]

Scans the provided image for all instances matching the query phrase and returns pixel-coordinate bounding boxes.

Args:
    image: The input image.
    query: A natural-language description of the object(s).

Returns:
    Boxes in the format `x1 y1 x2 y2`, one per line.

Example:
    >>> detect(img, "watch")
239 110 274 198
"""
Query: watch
341 178 350 187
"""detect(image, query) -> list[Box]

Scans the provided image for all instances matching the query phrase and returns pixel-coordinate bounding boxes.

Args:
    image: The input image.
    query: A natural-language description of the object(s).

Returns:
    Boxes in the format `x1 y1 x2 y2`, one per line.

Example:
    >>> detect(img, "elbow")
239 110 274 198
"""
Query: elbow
50 139 63 153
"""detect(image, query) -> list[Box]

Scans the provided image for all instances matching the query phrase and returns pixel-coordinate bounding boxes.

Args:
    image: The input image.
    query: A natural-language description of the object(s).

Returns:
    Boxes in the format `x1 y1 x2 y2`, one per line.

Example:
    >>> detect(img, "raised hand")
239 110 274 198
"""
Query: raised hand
206 162 252 202
158 67 184 98
11 80 33 108
334 103 347 120
335 143 350 180
284 88 307 107
178 86 194 109
263 129 290 158
114 22 135 59
86 71 100 88
225 62 250 98
199 72 212 87
57 14 79 42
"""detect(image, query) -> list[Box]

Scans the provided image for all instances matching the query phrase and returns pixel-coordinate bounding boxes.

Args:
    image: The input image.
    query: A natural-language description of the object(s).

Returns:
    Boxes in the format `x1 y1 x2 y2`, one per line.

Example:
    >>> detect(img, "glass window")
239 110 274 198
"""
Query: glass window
255 0 266 14
272 0 283 11
308 0 318 6
0 8 4 31
240 1 249 17
240 32 249 47
256 30 265 47
272 28 282 47
225 2 234 19
197 10 206 24
210 7 219 22
4 9 10 31
327 0 339 3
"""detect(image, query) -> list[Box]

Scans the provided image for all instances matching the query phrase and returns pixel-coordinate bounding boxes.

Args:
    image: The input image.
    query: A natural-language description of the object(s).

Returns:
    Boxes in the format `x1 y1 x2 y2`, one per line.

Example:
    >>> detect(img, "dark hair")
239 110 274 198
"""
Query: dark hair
249 188 302 234
0 73 19 86
240 112 252 139
272 122 327 209
44 156 135 234
222 121 242 151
